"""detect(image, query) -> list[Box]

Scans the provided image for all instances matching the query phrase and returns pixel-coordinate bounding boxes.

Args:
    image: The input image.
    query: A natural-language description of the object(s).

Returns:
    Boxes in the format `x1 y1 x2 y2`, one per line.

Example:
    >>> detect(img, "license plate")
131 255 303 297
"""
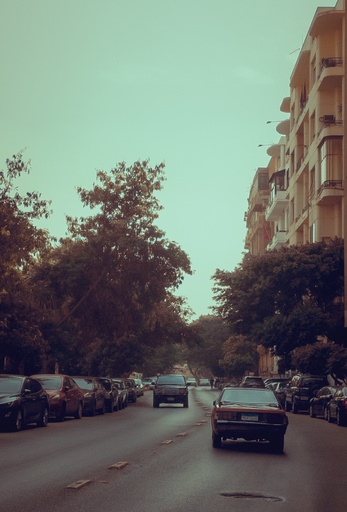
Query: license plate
241 413 258 422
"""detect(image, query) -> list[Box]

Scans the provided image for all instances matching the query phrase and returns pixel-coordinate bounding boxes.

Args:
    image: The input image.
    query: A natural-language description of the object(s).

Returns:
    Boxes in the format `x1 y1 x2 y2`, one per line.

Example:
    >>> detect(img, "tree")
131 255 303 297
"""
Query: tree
220 335 259 380
0 152 51 373
30 160 192 374
213 240 344 370
184 315 230 377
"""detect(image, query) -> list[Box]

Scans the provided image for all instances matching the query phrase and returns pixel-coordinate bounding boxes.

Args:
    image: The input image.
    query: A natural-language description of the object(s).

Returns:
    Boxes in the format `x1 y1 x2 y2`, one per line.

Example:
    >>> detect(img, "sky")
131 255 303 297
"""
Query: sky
0 0 338 319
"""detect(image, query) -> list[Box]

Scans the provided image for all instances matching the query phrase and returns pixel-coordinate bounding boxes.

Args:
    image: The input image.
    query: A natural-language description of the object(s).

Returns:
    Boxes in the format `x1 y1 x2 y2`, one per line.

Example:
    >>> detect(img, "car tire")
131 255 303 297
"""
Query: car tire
292 402 298 414
74 402 83 419
309 405 316 418
37 407 49 427
183 397 189 408
56 403 66 422
212 432 222 448
327 407 333 423
285 400 291 412
270 434 284 454
12 409 24 432
336 410 345 426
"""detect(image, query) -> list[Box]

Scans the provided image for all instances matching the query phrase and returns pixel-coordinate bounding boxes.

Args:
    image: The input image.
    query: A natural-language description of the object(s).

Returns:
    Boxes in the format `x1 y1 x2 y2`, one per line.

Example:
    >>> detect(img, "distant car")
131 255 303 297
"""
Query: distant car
211 387 288 453
134 378 144 397
0 374 49 432
124 378 137 403
72 377 106 416
186 377 197 387
240 376 266 388
153 374 188 408
285 374 328 413
271 381 288 408
112 378 128 409
142 378 156 390
264 377 289 388
99 377 119 412
31 374 84 421
326 387 347 426
198 378 210 386
309 386 337 419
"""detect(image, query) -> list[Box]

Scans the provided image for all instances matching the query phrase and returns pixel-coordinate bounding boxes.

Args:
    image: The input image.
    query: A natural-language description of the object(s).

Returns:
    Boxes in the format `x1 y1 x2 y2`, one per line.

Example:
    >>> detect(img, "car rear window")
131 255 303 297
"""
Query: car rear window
157 376 185 385
220 388 278 405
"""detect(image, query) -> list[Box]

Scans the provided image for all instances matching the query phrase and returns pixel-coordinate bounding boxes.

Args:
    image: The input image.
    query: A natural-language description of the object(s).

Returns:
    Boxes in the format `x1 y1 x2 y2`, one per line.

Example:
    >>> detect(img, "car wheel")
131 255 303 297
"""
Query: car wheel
12 409 24 432
212 432 222 448
56 403 66 422
336 410 345 426
74 402 83 419
285 400 291 412
183 397 189 408
292 402 298 414
309 405 316 418
327 407 333 423
38 407 49 427
270 434 284 454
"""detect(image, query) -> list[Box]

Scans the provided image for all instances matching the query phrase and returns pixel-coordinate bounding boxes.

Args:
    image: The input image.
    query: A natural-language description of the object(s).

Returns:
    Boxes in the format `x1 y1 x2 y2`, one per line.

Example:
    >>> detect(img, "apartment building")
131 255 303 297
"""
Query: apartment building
245 0 345 256
244 0 346 376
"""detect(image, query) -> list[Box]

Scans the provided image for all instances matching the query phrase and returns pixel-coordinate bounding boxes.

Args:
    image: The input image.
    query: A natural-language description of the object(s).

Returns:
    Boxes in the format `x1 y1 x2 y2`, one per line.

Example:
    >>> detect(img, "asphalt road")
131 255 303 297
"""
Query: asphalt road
1 386 346 512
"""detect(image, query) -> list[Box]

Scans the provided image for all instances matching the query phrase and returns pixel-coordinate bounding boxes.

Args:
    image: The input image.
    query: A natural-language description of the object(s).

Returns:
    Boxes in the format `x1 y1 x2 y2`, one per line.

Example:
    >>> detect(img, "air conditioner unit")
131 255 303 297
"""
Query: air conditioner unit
321 114 335 124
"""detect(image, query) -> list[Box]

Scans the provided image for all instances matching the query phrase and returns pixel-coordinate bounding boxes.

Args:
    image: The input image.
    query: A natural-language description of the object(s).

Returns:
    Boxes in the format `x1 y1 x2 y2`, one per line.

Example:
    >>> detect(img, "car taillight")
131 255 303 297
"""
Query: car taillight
215 411 237 420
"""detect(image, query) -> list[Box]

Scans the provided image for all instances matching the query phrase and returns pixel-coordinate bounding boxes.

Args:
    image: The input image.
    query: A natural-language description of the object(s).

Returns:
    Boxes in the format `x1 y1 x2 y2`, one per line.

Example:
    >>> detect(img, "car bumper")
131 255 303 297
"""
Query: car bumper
212 421 287 441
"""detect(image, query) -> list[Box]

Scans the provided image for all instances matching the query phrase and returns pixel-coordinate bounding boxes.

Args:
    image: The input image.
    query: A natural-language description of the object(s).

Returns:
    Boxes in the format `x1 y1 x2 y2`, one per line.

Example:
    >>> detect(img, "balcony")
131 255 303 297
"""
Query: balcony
265 189 288 221
317 117 343 141
316 180 343 205
267 230 287 251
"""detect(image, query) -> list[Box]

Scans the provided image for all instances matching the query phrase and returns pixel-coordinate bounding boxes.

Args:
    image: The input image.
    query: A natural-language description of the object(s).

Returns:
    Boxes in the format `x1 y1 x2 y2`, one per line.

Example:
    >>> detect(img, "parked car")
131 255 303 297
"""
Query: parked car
124 378 137 403
72 377 106 416
271 380 288 408
31 374 84 421
264 377 289 388
326 387 347 426
309 386 337 419
153 374 188 408
112 378 128 409
99 377 119 412
285 374 328 413
142 377 156 390
211 386 288 452
198 378 210 386
186 377 197 387
0 374 49 432
240 376 266 388
134 378 144 397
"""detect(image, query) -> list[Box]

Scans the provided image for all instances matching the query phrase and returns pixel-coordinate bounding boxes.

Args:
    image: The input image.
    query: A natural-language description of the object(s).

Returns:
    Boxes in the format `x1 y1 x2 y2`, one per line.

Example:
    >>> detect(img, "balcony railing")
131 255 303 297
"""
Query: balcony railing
317 180 343 196
318 57 343 79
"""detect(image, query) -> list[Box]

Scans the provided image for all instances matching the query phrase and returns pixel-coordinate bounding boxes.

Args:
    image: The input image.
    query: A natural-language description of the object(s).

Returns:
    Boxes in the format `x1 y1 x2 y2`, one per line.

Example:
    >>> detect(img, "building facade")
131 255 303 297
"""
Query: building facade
244 0 346 375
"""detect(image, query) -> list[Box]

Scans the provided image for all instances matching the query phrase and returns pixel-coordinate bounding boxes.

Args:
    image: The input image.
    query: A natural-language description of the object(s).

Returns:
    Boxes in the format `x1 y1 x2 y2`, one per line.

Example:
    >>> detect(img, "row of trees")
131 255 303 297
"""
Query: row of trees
212 240 346 381
1 153 196 376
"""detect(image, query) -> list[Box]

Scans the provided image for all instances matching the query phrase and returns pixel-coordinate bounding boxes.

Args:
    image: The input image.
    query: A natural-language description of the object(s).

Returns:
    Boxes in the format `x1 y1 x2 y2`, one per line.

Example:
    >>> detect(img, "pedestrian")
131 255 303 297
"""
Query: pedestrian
210 377 214 389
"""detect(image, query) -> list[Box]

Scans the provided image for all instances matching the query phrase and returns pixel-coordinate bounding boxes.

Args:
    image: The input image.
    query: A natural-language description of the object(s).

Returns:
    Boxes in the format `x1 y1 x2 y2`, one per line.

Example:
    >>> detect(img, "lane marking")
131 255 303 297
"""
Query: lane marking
108 461 129 470
160 439 173 445
66 480 92 490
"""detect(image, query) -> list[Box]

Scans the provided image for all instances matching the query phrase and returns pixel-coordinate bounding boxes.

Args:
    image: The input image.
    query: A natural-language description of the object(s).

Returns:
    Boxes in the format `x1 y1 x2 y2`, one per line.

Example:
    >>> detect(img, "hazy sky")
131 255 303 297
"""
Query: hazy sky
1 0 337 318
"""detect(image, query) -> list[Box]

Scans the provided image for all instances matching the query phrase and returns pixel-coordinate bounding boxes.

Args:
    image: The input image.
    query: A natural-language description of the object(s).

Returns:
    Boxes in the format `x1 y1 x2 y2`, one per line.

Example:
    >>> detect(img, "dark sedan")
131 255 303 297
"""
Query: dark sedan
211 387 288 453
72 377 106 416
0 374 49 432
326 387 347 426
309 386 337 419
31 374 84 421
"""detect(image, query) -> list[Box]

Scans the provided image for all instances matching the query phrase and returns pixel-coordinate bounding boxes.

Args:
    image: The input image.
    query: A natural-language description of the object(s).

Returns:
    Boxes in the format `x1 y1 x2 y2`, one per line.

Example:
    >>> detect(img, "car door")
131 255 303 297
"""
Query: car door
22 378 42 422
64 377 78 415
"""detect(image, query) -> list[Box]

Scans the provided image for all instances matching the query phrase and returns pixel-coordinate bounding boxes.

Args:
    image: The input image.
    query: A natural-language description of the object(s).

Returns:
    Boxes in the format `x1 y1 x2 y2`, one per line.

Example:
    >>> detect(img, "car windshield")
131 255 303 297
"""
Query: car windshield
220 388 278 406
157 376 185 385
35 377 62 390
0 377 23 393
73 378 93 390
